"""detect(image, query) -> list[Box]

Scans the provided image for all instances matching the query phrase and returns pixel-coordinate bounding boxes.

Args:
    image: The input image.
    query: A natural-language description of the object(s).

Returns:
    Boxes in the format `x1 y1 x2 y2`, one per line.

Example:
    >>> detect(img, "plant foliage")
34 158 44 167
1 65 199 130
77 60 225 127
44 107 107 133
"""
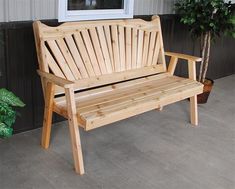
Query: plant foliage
175 0 235 83
175 0 235 39
0 89 25 138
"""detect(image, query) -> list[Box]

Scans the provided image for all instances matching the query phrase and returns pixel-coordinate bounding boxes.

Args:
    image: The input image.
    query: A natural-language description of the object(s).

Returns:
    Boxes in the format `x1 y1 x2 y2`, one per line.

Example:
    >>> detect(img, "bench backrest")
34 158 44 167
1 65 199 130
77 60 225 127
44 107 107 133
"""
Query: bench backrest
33 16 167 95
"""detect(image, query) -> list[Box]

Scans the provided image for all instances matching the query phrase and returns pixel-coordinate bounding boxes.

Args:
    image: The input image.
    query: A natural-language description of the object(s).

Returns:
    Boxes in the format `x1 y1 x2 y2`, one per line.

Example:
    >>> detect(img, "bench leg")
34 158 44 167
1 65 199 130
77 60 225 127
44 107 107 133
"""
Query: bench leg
65 88 85 175
190 95 198 126
41 82 55 149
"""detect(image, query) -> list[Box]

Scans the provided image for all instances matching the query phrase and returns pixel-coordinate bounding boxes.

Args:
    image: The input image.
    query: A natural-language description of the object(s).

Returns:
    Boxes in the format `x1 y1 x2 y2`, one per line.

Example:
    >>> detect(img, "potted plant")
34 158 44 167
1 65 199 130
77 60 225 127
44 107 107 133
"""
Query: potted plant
175 0 235 103
0 88 25 138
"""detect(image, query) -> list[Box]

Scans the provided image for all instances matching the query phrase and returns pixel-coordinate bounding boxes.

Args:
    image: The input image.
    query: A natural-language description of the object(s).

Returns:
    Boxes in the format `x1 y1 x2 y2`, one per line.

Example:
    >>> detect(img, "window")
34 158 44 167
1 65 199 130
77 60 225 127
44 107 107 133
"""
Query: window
58 0 134 22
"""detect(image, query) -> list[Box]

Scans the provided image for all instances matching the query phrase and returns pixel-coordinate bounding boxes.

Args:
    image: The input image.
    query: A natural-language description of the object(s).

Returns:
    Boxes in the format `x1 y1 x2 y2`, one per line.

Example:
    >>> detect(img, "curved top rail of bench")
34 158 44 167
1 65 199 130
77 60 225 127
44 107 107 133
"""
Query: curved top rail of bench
33 15 167 95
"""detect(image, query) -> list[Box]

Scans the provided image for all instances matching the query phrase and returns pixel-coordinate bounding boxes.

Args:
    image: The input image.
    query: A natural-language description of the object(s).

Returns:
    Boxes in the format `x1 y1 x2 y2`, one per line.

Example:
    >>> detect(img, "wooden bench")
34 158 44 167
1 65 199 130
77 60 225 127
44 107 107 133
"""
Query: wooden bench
33 16 203 175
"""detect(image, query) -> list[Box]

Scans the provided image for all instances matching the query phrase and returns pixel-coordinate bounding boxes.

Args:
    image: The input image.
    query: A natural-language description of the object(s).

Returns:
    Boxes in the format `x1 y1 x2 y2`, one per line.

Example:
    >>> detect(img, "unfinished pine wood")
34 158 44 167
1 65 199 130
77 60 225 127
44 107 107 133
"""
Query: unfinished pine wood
111 25 121 72
151 34 160 65
53 74 203 130
45 47 65 78
125 27 132 70
188 60 198 126
190 96 198 126
54 73 171 105
64 35 89 78
147 32 157 66
33 16 204 175
81 30 102 76
69 65 165 90
104 25 114 70
132 28 138 69
37 70 74 88
97 26 113 73
168 57 178 75
153 16 167 70
118 25 126 71
41 82 55 149
188 60 197 80
56 39 82 79
136 30 144 68
47 40 75 80
65 87 85 175
142 31 150 66
73 33 96 77
89 28 108 74
165 52 202 62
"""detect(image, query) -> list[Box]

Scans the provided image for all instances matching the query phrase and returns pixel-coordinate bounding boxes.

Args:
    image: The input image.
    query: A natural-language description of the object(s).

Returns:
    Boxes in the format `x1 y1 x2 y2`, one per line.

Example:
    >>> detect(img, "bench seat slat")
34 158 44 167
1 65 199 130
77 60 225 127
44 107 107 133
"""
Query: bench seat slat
54 74 203 131
77 78 188 114
85 83 201 130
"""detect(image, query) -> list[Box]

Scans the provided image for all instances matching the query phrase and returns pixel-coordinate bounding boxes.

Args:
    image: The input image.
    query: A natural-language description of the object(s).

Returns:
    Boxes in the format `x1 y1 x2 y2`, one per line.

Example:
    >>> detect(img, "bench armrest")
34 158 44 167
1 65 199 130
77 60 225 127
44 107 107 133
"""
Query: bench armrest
165 52 202 62
37 70 74 88
165 52 201 80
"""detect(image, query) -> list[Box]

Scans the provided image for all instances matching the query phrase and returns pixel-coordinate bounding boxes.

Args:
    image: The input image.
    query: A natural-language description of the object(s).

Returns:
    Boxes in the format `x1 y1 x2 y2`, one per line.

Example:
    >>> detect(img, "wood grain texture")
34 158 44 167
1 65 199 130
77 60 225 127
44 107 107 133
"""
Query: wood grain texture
32 16 205 175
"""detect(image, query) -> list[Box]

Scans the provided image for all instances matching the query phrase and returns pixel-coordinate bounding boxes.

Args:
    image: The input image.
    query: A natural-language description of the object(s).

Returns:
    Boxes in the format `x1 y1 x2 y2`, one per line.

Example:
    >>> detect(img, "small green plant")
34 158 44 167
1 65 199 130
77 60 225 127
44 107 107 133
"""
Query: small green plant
0 89 25 138
175 0 235 83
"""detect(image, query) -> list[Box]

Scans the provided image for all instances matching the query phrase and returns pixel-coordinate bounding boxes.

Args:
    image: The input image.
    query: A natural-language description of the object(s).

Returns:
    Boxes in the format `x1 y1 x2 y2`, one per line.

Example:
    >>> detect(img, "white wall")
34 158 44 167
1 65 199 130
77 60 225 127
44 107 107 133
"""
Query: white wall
0 0 234 22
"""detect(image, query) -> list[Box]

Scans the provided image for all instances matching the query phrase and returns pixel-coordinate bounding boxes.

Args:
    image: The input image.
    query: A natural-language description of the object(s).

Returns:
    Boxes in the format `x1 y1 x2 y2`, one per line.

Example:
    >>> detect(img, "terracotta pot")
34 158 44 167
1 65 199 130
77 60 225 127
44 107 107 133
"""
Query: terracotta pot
197 78 214 104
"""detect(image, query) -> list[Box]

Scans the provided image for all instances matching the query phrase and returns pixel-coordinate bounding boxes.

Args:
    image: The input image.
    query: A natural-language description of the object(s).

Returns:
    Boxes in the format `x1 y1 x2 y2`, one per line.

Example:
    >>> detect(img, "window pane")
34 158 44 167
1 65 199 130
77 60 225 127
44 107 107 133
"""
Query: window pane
68 0 124 10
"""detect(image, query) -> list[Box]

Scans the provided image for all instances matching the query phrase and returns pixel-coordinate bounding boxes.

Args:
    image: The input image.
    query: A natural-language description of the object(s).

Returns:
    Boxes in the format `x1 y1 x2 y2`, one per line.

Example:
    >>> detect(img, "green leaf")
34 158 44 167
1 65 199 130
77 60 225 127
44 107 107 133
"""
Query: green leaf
0 88 25 107
175 0 234 39
0 122 13 138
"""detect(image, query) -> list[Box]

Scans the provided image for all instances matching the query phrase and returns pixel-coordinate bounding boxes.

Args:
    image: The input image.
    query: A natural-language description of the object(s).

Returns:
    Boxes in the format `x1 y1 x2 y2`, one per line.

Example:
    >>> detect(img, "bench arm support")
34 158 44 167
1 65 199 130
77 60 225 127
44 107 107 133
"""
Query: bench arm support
165 52 202 62
37 70 75 88
165 52 202 80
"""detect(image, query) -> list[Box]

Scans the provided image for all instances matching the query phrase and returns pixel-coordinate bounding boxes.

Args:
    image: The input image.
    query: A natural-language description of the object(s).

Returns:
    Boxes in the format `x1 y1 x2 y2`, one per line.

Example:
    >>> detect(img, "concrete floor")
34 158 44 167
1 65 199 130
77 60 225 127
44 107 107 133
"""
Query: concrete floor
0 75 235 189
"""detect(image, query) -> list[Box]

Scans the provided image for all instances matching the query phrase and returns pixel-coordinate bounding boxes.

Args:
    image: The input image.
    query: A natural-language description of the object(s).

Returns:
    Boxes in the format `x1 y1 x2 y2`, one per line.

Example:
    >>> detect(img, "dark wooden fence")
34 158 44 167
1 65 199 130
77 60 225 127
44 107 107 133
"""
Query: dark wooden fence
0 15 234 133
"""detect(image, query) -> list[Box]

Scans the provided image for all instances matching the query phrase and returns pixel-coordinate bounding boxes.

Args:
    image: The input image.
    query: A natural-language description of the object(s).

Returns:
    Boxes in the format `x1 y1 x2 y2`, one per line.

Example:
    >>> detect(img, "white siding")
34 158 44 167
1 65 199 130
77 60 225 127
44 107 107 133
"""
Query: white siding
134 0 176 15
0 0 6 22
0 0 234 22
0 0 58 22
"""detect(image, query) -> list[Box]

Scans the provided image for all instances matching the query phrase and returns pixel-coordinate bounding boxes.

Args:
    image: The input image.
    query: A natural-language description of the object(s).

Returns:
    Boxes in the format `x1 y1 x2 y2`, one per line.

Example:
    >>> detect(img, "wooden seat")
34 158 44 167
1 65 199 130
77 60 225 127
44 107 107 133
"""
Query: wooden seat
54 73 202 131
33 15 203 175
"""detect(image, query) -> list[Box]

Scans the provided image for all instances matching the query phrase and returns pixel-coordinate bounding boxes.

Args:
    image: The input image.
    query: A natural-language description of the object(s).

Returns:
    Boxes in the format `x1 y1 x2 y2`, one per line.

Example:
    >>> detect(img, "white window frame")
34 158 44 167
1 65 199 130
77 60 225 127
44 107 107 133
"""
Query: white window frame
58 0 134 22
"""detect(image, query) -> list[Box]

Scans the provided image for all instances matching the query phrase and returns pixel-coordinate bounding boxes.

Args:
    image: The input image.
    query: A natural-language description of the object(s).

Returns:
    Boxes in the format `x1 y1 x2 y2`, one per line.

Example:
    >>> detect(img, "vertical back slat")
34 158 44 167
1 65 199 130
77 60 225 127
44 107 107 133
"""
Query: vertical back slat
45 47 65 78
125 27 132 70
73 33 96 77
132 28 138 69
118 26 126 71
47 40 75 80
111 25 121 72
64 35 89 78
56 38 82 79
155 17 167 70
97 26 113 73
81 30 102 76
136 30 144 68
142 31 150 67
89 28 108 74
152 34 161 65
147 32 157 66
104 25 114 70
